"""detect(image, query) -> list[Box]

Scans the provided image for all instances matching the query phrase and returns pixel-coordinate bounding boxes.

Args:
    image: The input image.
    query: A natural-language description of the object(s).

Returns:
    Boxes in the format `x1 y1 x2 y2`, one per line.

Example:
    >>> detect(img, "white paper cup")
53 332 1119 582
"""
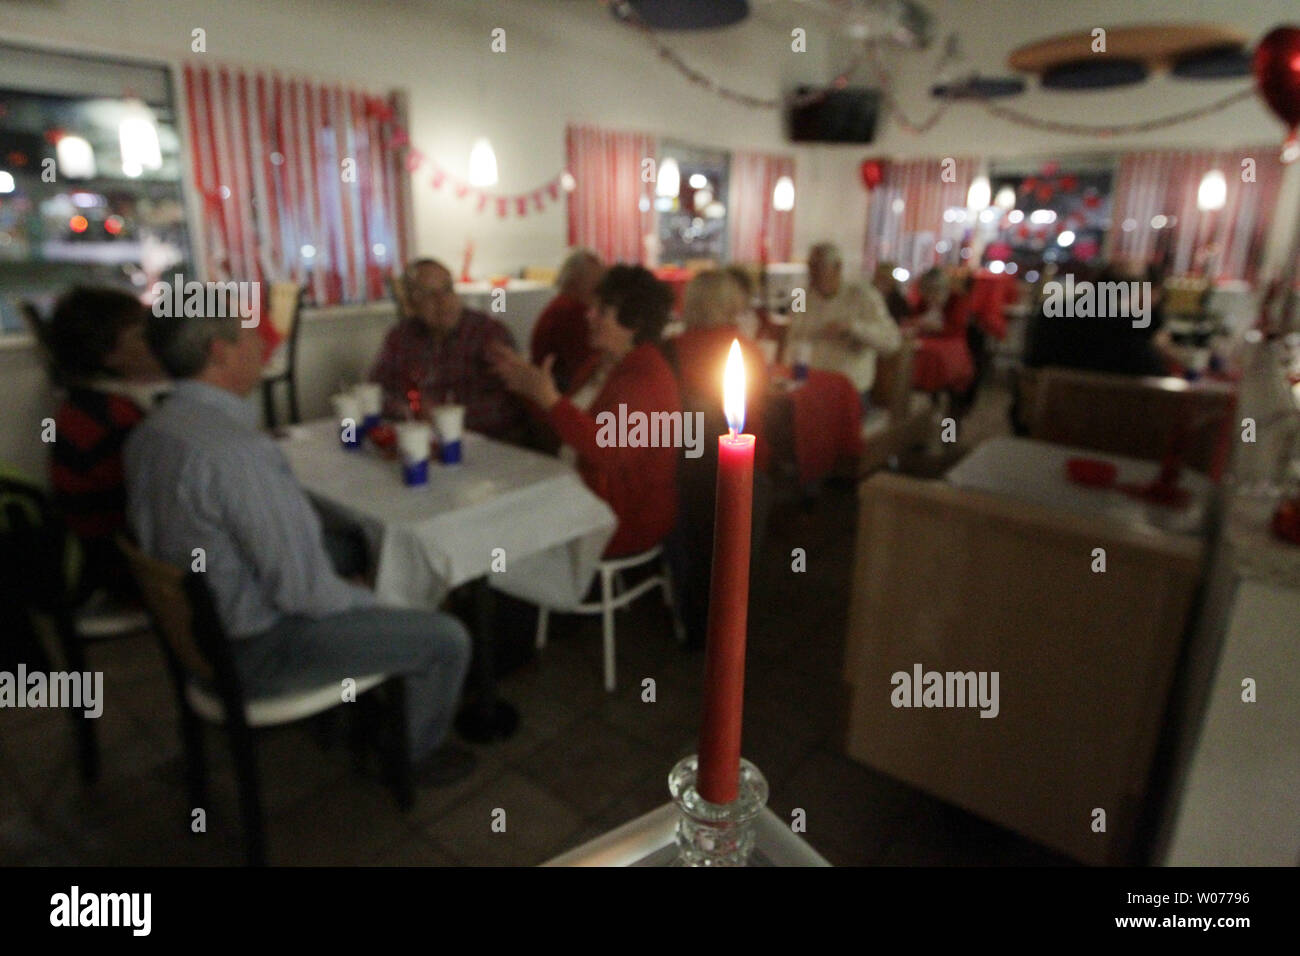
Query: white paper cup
331 393 362 447
353 382 383 417
432 404 465 465
394 421 432 485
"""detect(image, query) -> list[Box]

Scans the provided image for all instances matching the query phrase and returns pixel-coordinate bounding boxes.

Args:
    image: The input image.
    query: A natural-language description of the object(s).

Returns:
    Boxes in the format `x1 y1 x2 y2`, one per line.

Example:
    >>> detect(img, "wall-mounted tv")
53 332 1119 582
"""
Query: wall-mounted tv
785 86 881 144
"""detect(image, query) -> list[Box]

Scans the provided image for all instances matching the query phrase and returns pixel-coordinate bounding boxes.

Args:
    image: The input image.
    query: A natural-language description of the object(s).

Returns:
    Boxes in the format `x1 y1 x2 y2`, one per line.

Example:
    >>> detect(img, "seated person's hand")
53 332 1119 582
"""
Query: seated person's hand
487 341 560 411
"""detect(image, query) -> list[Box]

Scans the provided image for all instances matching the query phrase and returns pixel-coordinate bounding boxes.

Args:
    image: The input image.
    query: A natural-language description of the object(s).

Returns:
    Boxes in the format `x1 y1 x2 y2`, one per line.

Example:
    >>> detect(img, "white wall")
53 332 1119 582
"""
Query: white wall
0 0 868 276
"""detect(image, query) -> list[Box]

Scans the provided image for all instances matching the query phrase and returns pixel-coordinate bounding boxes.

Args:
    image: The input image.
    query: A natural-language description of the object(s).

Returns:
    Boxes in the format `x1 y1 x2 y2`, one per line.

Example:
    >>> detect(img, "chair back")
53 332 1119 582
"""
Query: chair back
266 282 304 349
116 535 217 684
846 472 1205 864
1029 367 1236 478
0 475 76 614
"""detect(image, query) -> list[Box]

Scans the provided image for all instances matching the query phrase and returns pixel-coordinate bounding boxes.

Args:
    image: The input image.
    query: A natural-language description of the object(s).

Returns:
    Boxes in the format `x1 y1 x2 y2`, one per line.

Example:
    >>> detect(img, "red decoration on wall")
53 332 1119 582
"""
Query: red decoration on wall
859 158 885 191
1253 26 1300 159
476 193 489 213
496 197 508 218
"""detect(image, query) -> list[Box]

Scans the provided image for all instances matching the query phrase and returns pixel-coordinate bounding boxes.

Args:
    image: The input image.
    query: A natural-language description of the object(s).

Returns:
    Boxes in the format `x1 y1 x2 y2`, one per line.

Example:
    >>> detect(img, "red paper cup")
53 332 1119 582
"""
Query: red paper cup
1066 458 1117 488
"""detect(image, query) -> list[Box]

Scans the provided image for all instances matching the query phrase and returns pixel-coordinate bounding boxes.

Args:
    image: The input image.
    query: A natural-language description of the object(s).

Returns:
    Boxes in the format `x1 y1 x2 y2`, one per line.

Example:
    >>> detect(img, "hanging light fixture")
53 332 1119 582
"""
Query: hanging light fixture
119 100 162 178
467 137 498 187
772 175 795 211
966 174 991 210
1197 169 1226 211
994 186 1016 210
56 135 97 179
656 157 680 198
0 171 14 194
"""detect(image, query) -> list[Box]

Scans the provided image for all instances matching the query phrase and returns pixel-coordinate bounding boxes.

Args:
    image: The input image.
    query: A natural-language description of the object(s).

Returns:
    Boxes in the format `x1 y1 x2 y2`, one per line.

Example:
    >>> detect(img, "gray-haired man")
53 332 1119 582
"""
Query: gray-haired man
124 307 475 785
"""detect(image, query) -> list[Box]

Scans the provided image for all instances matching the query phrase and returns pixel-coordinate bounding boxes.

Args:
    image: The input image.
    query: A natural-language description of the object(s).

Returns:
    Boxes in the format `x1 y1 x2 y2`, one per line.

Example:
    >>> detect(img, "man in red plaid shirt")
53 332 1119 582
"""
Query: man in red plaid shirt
369 259 526 439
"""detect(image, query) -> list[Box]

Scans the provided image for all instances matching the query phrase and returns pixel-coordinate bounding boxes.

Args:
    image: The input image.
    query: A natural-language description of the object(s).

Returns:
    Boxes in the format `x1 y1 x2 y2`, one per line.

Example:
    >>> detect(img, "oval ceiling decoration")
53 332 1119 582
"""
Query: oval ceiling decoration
615 0 750 30
1009 22 1250 90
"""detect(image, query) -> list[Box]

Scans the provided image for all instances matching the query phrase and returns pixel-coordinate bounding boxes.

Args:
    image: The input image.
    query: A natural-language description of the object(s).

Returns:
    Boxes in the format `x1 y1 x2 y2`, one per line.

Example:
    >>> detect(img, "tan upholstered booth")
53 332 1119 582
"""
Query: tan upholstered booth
844 472 1205 864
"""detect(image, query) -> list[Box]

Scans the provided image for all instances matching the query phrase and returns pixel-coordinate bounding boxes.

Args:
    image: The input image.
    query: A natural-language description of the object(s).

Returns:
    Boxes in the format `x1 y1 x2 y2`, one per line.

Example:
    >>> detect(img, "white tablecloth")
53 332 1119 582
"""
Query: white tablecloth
278 420 616 609
455 280 553 351
944 436 1213 536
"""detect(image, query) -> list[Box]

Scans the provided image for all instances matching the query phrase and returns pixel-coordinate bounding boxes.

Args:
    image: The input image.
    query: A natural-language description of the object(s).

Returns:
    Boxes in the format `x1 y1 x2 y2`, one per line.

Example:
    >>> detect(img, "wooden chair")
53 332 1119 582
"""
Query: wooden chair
845 473 1205 864
259 282 306 429
117 535 411 865
1027 367 1237 479
0 476 105 784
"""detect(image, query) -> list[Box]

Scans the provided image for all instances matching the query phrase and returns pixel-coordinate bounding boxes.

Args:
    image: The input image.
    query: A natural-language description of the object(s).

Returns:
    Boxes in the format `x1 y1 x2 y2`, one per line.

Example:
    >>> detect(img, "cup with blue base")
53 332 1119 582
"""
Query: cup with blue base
331 393 363 450
352 382 383 438
395 421 432 486
432 404 465 465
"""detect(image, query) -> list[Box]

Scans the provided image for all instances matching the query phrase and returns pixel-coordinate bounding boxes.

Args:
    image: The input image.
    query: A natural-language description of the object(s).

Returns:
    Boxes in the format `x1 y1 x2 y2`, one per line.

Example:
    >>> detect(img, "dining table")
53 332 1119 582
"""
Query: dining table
277 419 617 737
944 435 1215 537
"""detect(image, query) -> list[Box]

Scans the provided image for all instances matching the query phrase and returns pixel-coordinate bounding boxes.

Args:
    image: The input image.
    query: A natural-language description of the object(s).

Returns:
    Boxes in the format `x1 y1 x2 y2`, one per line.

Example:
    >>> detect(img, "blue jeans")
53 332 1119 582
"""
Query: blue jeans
231 608 472 761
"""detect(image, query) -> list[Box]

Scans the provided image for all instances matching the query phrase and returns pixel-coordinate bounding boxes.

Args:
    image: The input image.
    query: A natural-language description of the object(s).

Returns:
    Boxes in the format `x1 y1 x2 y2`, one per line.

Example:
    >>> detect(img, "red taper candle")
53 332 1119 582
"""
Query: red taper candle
697 341 755 804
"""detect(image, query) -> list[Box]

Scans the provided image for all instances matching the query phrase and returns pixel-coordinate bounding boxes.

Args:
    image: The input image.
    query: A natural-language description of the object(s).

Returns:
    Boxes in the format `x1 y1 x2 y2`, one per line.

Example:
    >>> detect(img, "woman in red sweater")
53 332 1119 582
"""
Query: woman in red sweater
489 265 680 558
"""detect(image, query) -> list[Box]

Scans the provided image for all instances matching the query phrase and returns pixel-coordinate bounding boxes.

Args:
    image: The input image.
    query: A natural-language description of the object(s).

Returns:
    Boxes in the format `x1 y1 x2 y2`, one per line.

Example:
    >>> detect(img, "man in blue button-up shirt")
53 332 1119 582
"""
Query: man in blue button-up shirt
125 306 474 784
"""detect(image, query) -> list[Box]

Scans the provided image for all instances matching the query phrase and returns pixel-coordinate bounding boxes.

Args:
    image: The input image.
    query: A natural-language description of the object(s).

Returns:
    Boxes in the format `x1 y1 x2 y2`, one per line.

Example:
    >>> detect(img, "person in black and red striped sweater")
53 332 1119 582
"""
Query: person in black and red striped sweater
45 287 169 601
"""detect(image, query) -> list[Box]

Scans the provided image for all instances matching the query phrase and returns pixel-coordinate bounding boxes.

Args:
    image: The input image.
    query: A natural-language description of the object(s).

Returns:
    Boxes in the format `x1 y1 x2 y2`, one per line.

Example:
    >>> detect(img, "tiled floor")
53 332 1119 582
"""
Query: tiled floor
0 380 1073 866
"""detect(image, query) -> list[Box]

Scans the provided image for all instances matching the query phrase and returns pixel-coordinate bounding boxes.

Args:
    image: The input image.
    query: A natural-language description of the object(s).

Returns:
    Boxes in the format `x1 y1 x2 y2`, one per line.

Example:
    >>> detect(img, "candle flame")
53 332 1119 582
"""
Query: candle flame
724 339 745 435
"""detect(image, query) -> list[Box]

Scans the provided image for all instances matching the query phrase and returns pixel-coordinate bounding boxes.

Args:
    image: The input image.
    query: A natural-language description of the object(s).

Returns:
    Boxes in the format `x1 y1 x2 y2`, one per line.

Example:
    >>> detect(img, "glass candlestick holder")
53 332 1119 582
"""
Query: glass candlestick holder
668 754 768 867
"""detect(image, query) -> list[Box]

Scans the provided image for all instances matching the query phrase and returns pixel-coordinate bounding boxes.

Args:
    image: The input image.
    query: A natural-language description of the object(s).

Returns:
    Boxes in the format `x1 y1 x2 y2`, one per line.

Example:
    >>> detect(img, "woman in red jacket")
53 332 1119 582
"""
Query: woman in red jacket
489 265 679 558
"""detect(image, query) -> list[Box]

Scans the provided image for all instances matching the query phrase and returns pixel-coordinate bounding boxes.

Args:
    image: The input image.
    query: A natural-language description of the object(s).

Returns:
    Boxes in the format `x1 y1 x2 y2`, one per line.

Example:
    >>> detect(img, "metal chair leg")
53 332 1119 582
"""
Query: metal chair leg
227 718 265 866
535 607 549 651
601 566 616 693
261 379 278 430
178 703 207 811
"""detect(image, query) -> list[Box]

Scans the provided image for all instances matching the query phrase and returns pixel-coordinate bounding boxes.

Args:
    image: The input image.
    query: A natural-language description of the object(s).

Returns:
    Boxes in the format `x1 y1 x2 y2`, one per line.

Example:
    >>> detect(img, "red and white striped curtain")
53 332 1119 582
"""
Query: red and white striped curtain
182 64 408 305
864 157 978 276
1110 148 1284 282
728 151 795 263
565 124 657 264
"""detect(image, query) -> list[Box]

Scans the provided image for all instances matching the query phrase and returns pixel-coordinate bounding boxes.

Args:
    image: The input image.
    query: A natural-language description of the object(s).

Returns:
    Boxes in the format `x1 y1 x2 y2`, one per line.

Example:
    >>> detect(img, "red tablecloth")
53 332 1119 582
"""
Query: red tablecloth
911 336 975 393
777 366 863 485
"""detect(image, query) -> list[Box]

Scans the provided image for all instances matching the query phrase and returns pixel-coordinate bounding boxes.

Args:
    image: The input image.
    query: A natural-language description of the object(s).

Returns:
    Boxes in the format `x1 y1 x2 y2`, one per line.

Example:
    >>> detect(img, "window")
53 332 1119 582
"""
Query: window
655 141 729 266
0 43 192 334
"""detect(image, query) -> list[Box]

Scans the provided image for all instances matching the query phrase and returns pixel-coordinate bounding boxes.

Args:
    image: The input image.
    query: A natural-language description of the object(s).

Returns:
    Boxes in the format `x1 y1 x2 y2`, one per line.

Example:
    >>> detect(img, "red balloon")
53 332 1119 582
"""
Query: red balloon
1058 175 1078 193
1035 184 1054 202
1041 162 1060 177
1021 177 1038 192
1083 192 1102 209
1253 26 1300 130
859 159 884 191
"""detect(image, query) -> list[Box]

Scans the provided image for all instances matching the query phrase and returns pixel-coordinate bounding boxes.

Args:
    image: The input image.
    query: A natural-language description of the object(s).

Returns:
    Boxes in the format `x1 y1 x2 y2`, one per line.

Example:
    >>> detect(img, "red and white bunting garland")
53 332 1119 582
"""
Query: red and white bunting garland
364 96 571 218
